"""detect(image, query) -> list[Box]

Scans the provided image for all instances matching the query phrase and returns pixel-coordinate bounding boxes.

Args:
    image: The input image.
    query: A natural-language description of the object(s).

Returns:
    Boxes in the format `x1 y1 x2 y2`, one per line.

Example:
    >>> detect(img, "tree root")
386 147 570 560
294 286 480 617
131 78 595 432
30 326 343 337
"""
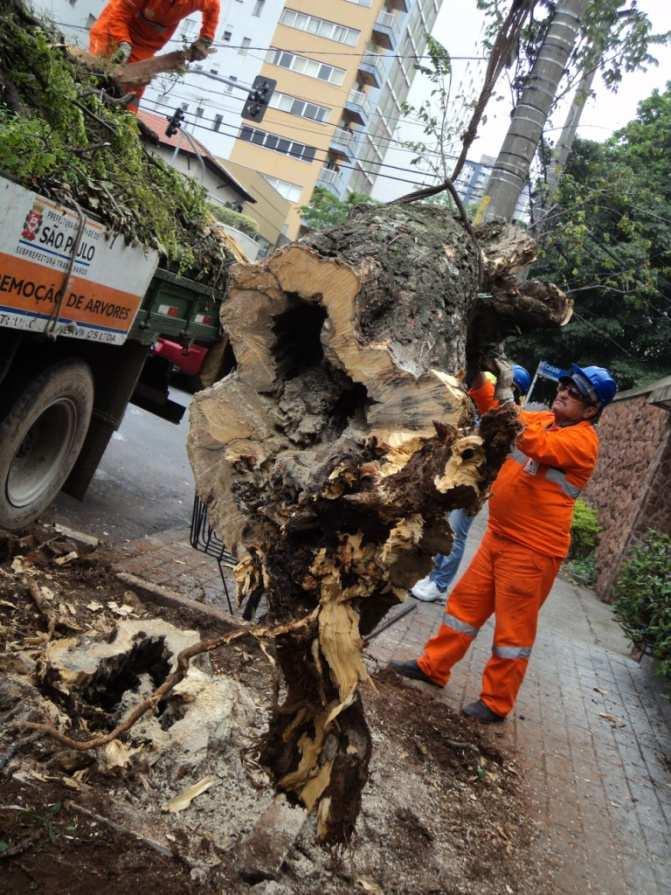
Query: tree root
21 611 318 752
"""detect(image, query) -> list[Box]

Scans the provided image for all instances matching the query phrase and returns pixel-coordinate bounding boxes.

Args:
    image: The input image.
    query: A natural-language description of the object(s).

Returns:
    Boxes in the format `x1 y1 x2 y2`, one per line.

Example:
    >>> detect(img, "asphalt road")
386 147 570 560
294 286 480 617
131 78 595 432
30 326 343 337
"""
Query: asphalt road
49 388 195 544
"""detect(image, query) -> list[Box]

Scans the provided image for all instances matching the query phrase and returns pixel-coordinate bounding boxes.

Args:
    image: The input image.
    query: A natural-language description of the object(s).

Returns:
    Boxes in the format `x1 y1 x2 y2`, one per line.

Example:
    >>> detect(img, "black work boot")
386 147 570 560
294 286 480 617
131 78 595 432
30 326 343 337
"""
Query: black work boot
389 660 441 688
462 699 505 724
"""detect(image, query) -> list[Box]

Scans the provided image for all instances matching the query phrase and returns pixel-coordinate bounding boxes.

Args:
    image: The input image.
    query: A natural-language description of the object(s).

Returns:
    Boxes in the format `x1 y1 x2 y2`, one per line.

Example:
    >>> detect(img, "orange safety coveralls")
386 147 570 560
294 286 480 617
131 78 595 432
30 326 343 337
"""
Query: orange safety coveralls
417 379 599 716
89 0 220 102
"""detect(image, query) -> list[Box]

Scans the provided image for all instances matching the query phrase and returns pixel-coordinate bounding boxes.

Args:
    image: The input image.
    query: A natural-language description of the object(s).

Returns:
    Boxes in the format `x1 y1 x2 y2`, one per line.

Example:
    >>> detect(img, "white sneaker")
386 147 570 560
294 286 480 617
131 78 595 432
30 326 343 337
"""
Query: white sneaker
410 576 445 603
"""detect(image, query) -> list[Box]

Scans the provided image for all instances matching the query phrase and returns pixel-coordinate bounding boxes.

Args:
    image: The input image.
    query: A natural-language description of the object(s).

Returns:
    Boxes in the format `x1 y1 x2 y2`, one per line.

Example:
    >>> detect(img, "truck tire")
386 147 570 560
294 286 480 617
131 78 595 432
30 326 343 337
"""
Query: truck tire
0 360 94 530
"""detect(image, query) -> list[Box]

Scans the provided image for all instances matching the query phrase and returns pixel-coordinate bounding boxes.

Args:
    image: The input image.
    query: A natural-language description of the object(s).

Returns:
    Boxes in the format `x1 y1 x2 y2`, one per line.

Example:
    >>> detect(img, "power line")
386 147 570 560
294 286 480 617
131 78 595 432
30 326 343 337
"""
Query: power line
146 84 489 171
141 98 441 190
144 96 450 186
52 21 487 60
571 311 638 359
141 110 292 220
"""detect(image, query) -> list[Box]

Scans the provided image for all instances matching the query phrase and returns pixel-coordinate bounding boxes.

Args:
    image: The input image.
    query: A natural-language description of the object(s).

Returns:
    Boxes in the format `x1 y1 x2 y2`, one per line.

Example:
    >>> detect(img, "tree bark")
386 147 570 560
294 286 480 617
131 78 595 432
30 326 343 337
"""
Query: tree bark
66 47 188 89
480 0 589 222
187 203 572 843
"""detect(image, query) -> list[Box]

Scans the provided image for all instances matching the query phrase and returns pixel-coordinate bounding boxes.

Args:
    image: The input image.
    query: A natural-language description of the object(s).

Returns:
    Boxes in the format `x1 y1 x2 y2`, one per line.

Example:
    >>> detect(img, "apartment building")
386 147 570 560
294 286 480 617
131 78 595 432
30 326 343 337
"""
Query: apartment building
35 0 445 237
226 0 444 235
454 154 531 222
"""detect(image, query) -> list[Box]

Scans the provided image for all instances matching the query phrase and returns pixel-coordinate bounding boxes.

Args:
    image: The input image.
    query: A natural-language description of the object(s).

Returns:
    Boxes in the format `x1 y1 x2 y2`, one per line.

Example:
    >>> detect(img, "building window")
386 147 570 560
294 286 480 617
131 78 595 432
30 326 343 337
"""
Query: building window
269 91 330 123
196 106 204 118
264 176 303 202
180 103 189 111
266 48 346 86
252 0 265 16
240 36 251 55
343 0 372 5
222 29 232 41
182 19 195 34
279 9 359 47
239 125 316 162
210 66 218 75
213 114 223 132
226 75 238 94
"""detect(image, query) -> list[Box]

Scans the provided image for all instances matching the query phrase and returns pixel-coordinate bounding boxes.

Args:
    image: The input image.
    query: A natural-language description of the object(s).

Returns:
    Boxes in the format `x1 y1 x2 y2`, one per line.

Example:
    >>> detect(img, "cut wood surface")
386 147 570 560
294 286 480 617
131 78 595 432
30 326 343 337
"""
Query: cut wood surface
188 202 572 842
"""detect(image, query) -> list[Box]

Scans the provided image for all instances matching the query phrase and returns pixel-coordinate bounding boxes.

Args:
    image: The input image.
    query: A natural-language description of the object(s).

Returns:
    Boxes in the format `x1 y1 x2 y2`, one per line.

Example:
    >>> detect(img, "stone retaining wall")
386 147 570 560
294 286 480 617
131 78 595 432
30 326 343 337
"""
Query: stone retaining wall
585 393 671 601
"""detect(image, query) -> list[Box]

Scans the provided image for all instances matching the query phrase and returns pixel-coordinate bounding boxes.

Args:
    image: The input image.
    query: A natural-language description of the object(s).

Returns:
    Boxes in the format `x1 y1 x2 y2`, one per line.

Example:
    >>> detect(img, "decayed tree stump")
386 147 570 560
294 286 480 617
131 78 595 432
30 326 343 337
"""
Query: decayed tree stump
188 203 571 842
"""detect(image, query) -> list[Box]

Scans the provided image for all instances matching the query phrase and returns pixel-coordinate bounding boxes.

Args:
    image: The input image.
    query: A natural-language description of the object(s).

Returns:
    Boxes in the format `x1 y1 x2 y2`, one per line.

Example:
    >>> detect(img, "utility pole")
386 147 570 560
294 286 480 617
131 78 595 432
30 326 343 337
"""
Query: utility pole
478 0 589 222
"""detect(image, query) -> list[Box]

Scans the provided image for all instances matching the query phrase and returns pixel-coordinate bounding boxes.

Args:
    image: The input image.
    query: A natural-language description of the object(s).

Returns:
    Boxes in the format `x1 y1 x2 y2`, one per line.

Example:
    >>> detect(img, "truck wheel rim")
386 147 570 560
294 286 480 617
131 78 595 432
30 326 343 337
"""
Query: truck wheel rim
6 398 78 509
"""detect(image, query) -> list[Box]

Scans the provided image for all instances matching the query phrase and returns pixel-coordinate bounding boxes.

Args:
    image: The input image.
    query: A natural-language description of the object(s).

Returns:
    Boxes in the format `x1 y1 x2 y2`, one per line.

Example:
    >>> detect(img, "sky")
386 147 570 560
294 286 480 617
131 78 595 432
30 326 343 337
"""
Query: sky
373 0 671 200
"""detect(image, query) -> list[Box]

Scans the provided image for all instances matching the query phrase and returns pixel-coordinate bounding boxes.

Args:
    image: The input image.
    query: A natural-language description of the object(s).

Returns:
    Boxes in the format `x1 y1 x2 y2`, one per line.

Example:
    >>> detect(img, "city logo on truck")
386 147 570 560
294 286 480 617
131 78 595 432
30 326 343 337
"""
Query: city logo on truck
16 198 99 275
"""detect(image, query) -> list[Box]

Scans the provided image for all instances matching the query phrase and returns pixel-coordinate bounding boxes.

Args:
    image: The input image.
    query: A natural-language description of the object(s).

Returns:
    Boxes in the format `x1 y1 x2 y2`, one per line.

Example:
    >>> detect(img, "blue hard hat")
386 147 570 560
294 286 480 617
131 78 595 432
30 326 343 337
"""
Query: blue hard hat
512 364 531 395
559 363 617 407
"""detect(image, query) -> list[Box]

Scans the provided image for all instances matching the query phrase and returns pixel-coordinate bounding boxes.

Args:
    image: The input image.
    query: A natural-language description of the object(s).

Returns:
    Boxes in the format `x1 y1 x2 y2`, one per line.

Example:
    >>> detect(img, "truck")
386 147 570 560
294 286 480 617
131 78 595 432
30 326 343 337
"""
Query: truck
0 176 228 530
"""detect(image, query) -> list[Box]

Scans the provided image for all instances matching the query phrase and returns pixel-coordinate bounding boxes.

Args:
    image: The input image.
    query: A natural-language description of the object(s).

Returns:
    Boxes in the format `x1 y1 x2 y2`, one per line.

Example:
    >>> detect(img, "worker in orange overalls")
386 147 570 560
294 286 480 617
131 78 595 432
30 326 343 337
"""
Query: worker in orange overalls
89 0 220 106
391 360 617 723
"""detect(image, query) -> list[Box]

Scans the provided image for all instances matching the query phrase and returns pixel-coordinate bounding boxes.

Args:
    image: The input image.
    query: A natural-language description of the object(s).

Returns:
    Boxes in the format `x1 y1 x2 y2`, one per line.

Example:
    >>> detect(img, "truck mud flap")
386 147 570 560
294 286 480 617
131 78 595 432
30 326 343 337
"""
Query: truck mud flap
130 383 186 424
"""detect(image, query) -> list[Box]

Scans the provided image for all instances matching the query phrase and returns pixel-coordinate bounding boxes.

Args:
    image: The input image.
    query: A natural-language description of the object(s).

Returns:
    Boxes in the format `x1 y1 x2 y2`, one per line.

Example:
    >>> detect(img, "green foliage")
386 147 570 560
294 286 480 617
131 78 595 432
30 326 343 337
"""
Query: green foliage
564 499 599 586
300 186 377 231
0 4 231 288
613 531 671 680
565 555 598 587
570 498 600 559
209 203 259 238
510 84 671 386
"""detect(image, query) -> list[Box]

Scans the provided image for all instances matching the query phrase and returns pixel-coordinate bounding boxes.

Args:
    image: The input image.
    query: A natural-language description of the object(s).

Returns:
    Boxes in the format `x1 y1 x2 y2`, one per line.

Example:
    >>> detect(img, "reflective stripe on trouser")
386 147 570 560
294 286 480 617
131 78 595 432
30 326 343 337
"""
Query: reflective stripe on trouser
417 529 560 716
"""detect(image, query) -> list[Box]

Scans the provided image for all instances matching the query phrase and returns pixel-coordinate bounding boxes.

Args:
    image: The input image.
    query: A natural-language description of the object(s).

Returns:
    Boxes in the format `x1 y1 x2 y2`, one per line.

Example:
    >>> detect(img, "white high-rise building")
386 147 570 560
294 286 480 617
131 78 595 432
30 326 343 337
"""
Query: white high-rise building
143 0 286 158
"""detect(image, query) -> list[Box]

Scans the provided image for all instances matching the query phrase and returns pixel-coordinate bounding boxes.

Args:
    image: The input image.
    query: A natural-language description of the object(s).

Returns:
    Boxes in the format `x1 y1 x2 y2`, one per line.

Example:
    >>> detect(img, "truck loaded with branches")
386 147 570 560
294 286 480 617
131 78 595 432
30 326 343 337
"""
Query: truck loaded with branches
0 0 238 528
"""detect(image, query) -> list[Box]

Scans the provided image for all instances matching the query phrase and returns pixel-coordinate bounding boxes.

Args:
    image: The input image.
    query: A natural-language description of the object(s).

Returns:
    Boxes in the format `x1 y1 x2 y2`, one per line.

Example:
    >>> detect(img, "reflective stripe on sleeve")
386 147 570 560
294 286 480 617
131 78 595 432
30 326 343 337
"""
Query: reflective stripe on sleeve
545 467 582 499
443 612 479 637
493 644 532 660
510 447 528 465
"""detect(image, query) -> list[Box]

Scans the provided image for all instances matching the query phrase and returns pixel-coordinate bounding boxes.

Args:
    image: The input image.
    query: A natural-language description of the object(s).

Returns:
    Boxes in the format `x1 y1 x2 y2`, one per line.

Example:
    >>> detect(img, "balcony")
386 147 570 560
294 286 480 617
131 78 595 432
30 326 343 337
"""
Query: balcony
329 126 361 160
219 225 260 262
358 47 387 88
343 88 372 126
371 10 400 51
317 166 345 199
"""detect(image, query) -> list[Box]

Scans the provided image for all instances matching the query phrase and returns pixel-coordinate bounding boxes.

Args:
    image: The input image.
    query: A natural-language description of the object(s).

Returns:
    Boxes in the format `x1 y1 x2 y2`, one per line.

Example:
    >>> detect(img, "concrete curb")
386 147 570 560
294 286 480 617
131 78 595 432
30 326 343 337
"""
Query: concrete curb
116 571 240 628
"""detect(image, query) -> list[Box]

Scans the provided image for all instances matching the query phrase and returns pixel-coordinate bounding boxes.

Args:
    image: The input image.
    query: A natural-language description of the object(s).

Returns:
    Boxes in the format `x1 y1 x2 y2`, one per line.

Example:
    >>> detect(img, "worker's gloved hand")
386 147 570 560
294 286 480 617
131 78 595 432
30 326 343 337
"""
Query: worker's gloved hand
492 357 515 404
189 37 212 61
113 41 132 64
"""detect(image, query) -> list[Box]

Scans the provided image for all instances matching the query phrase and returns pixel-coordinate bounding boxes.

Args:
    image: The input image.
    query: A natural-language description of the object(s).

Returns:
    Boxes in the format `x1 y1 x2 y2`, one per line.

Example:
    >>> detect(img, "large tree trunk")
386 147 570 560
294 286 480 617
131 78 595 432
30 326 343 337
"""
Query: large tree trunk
187 203 571 843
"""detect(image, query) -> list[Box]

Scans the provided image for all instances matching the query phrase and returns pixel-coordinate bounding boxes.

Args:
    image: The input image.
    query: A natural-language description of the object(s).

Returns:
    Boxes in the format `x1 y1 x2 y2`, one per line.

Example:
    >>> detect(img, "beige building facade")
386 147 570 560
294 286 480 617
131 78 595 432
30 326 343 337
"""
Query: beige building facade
222 158 292 250
228 0 443 237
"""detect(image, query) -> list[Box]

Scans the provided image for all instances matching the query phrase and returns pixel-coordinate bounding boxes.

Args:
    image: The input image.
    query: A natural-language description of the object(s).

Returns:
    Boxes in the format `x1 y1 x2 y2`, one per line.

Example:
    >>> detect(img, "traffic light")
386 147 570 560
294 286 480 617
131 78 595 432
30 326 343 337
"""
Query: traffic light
241 76 277 124
166 107 185 137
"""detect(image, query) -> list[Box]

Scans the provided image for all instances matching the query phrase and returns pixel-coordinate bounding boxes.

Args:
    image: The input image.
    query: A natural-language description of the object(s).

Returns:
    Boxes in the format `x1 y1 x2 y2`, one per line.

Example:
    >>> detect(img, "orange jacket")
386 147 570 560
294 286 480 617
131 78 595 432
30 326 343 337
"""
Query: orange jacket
90 0 219 54
469 380 599 558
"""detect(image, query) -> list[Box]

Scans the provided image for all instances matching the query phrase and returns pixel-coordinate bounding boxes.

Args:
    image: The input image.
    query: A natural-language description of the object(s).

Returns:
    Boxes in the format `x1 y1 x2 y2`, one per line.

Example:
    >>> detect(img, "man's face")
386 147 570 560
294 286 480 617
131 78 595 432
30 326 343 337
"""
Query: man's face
551 379 598 426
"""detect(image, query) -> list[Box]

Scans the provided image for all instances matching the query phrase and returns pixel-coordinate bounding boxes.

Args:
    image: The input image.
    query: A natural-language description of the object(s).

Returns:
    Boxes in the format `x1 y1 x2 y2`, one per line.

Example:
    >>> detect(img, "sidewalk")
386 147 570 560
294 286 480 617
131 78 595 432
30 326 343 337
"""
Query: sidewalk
369 513 671 895
111 518 671 894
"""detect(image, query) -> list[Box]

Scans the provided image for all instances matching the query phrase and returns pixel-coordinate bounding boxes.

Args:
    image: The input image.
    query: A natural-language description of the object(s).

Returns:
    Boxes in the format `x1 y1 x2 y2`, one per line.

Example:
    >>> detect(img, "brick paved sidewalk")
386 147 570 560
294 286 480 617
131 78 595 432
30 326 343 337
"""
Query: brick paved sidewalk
369 514 671 895
111 518 671 894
